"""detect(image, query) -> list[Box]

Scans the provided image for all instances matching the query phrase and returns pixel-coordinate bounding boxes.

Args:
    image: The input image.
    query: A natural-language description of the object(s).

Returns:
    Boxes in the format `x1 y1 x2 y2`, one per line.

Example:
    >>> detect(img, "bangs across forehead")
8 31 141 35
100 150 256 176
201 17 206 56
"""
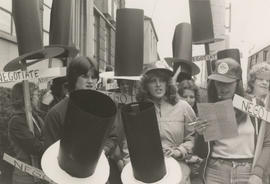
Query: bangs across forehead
74 58 98 78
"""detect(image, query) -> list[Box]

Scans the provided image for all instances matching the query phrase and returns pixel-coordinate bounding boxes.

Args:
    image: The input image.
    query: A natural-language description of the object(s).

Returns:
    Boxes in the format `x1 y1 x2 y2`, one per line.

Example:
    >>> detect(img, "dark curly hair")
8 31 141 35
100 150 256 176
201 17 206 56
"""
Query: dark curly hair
136 70 178 105
178 80 200 114
178 80 200 102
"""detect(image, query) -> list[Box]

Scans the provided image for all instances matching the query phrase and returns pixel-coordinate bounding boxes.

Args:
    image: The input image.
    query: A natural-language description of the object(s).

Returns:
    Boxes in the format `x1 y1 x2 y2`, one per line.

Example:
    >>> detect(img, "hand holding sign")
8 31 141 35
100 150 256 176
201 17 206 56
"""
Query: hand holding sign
189 118 209 135
197 99 238 141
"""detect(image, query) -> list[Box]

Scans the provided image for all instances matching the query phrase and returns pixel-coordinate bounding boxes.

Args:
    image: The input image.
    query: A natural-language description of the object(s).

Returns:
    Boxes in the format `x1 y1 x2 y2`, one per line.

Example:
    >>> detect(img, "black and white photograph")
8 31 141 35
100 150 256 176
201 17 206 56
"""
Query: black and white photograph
0 0 270 184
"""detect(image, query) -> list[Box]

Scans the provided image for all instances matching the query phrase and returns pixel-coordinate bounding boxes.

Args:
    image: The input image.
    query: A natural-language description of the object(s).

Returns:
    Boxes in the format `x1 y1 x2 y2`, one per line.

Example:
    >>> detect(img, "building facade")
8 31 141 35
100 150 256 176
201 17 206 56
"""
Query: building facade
0 0 159 88
247 45 270 73
144 16 159 64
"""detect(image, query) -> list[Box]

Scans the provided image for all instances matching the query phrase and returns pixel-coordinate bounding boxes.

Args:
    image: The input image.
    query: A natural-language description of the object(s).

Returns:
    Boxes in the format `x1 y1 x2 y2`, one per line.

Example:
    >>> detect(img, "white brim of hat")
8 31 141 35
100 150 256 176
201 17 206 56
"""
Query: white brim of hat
121 157 182 184
99 71 141 80
41 141 109 184
208 73 237 83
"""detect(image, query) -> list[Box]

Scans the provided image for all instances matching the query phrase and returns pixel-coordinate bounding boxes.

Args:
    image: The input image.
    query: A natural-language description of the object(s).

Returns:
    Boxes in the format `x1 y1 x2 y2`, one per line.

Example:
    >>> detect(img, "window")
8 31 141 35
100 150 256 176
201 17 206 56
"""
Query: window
0 1 15 35
113 1 118 21
44 0 52 7
94 11 100 62
263 50 268 61
105 25 111 65
255 54 258 63
43 1 52 45
108 0 112 17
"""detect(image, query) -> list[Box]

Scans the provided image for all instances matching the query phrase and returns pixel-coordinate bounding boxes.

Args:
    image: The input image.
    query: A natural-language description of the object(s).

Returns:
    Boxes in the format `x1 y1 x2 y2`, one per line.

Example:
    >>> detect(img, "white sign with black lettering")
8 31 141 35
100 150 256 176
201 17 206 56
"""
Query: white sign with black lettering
0 70 39 83
3 153 56 184
100 91 136 104
192 54 217 62
0 67 66 84
233 94 270 123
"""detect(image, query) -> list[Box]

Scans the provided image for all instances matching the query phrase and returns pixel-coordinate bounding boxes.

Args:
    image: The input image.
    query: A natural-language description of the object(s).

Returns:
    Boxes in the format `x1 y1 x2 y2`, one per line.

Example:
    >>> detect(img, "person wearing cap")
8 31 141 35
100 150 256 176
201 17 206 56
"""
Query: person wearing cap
42 56 118 162
125 60 196 184
8 82 46 184
201 57 266 184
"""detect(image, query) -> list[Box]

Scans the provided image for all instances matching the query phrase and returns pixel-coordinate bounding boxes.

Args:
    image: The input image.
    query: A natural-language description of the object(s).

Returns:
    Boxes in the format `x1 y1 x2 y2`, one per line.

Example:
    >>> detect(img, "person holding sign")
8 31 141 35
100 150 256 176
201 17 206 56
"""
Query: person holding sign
8 82 46 184
247 68 270 184
202 57 255 184
130 60 196 184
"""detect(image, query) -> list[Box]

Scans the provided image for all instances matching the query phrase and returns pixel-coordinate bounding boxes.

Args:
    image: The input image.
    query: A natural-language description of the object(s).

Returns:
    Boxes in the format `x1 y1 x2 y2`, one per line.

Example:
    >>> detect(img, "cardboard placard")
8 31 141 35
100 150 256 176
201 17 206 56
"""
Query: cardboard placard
99 91 136 104
0 70 39 83
3 153 55 184
233 94 270 123
192 54 217 62
198 99 238 141
0 67 66 84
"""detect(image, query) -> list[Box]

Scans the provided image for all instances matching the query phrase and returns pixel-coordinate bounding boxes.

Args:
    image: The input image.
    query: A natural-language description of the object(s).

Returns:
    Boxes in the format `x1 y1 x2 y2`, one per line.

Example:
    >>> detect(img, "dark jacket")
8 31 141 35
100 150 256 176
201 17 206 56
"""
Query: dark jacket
8 110 45 184
42 96 118 154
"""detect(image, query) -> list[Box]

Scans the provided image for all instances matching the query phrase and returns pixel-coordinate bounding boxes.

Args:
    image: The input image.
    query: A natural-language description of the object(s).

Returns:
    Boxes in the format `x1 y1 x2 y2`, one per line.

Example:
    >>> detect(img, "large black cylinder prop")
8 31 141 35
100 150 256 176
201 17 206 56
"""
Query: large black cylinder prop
115 9 144 76
172 23 192 63
50 0 72 46
121 102 166 183
49 0 78 58
189 0 214 44
12 0 43 58
58 90 117 178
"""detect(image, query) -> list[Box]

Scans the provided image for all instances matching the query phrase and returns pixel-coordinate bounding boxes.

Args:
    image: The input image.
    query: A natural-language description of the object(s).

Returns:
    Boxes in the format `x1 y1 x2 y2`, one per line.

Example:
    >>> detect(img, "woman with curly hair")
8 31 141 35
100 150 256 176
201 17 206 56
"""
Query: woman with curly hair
247 62 270 101
178 80 207 184
135 60 196 184
245 62 270 184
178 80 200 115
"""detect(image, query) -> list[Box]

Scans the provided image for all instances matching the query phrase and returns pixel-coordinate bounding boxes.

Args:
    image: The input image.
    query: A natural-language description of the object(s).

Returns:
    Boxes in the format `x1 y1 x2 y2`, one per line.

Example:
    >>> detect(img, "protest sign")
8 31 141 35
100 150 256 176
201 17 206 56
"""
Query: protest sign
100 91 136 104
0 70 39 83
192 54 217 62
0 67 66 84
233 94 270 123
3 153 56 184
105 81 118 91
198 99 238 141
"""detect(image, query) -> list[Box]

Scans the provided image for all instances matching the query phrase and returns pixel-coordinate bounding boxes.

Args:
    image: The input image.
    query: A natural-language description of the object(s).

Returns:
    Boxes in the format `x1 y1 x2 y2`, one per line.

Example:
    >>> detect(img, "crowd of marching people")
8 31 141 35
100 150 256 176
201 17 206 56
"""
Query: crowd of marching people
1 1 270 184
0 54 270 184
0 52 269 184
